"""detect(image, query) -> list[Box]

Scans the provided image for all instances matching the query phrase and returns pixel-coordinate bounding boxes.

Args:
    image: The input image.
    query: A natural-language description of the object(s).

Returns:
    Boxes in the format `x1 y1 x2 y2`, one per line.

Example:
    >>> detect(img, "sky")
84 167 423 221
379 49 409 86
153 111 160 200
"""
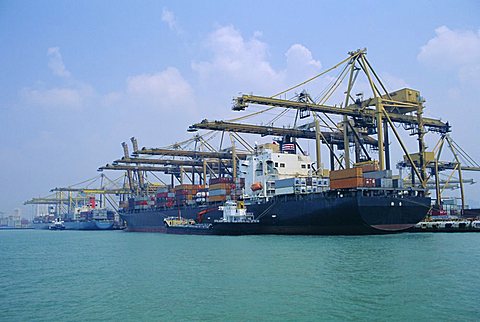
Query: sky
1 0 480 217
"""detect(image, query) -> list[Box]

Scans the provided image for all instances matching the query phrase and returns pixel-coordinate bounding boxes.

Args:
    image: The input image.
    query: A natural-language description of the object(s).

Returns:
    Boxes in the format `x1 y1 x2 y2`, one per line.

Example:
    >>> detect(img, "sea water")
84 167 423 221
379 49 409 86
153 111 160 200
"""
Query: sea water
1 230 479 321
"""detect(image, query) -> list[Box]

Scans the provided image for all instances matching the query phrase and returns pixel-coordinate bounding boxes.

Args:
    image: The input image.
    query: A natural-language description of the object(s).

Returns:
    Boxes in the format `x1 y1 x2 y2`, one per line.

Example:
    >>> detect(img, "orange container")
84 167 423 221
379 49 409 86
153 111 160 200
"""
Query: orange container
174 184 205 191
330 168 363 180
209 183 235 190
354 160 379 173
330 177 364 189
208 195 227 202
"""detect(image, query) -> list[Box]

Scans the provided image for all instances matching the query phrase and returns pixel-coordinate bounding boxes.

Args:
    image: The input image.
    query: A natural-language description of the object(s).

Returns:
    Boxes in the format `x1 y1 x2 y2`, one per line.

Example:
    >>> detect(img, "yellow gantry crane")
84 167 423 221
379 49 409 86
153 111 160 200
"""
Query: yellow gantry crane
99 49 478 215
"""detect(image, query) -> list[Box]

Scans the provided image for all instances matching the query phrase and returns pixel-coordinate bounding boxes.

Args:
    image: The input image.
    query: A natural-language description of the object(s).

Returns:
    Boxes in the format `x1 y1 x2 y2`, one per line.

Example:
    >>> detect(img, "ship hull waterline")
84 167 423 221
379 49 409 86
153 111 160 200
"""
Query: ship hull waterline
120 192 430 235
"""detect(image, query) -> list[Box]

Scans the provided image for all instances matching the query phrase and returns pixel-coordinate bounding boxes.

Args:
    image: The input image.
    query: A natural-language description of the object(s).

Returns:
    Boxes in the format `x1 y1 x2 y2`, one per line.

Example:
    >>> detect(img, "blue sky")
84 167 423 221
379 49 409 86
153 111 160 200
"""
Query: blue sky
1 0 480 216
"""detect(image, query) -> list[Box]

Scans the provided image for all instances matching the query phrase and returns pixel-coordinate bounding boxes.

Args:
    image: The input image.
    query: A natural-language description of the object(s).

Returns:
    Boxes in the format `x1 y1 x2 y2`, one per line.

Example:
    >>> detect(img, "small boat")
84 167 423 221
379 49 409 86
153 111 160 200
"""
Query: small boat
163 216 213 235
163 201 262 235
413 219 480 232
212 200 261 235
49 218 65 230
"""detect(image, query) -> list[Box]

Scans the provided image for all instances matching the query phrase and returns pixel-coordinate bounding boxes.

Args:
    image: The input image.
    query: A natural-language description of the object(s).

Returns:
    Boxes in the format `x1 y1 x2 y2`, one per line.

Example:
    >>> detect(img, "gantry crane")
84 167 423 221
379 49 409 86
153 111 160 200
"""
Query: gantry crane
187 48 480 214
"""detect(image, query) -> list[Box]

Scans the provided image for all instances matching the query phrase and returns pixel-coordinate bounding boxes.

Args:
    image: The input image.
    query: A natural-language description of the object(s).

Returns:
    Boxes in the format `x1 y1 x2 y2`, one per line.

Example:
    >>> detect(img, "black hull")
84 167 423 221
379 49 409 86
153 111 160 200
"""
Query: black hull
120 192 430 235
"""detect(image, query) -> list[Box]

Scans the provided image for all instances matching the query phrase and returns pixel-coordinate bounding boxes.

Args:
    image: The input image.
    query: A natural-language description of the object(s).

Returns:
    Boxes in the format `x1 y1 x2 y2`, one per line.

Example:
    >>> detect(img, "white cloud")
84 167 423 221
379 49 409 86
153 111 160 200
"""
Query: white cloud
418 26 480 66
124 67 195 112
161 8 180 33
21 85 94 110
192 25 280 90
192 26 323 98
418 26 480 83
47 47 71 78
286 44 321 70
285 44 322 86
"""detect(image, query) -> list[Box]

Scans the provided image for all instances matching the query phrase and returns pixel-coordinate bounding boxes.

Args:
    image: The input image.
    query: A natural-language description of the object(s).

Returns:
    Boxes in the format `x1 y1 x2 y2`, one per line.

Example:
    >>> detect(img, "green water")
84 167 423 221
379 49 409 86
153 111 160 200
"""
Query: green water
1 230 479 321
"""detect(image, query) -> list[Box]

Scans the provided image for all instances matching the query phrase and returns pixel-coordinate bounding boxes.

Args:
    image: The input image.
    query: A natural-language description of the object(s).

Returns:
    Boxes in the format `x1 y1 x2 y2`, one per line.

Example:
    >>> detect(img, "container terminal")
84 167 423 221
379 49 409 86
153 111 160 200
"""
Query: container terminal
93 49 480 235
25 174 128 230
26 49 480 234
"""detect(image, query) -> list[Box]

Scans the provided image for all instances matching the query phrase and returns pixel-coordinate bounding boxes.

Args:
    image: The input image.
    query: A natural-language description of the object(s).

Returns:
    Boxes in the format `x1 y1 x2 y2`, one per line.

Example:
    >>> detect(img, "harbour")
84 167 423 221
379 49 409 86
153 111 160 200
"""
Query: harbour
2 2 480 321
19 49 480 235
1 229 479 321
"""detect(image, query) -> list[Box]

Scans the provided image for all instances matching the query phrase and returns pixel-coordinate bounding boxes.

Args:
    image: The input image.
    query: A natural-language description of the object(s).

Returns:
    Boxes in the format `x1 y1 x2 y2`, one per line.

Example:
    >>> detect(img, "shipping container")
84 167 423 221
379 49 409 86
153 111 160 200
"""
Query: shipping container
209 189 229 197
209 183 235 190
317 179 330 187
363 170 393 179
392 178 404 188
363 178 376 187
354 160 379 173
208 195 228 202
156 186 169 194
209 177 233 185
375 178 393 188
330 168 363 180
275 187 295 195
174 184 205 191
330 177 364 189
275 178 297 189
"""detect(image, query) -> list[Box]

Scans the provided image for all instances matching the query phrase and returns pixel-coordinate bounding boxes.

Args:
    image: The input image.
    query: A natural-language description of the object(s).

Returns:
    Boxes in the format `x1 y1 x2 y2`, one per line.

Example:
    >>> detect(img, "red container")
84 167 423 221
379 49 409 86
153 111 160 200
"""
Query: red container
363 178 375 187
209 177 233 185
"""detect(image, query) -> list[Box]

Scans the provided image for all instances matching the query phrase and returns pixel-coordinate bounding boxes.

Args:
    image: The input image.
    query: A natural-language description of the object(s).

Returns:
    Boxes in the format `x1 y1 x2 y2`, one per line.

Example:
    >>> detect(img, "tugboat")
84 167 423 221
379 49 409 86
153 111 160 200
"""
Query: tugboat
163 200 261 235
163 216 213 235
212 200 262 235
49 218 65 230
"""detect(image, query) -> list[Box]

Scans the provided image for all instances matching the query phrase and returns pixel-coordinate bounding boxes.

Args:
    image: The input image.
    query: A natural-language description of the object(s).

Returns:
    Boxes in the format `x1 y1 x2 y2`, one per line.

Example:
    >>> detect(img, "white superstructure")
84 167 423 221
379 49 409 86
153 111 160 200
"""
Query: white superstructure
240 144 313 198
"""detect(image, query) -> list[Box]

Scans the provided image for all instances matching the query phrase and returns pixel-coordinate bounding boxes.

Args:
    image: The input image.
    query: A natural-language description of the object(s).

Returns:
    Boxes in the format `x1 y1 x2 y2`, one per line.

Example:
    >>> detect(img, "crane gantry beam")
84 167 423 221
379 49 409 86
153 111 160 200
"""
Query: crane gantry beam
24 197 85 205
233 95 450 133
98 164 205 174
113 157 233 167
188 119 378 147
134 148 248 160
398 161 480 172
50 188 131 194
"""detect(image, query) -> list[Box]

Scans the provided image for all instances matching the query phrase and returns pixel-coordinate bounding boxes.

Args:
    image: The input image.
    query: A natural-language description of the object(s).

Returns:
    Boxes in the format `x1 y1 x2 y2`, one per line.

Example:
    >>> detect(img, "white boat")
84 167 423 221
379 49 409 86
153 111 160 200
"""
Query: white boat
49 218 65 230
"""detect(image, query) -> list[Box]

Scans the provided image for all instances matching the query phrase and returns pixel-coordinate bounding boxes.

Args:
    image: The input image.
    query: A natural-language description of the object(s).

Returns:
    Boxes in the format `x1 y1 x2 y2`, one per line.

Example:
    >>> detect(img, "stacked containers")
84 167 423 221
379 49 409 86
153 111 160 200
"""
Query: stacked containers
363 170 393 188
208 177 234 202
134 196 155 210
354 160 379 173
329 168 364 189
317 177 330 190
156 186 172 208
275 176 329 195
354 161 380 187
174 184 205 206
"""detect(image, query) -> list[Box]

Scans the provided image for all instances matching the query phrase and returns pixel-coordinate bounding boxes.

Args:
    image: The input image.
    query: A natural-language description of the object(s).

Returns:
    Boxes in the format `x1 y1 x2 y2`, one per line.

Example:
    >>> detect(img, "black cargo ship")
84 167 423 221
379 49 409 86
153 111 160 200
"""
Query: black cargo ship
114 51 457 235
120 188 430 235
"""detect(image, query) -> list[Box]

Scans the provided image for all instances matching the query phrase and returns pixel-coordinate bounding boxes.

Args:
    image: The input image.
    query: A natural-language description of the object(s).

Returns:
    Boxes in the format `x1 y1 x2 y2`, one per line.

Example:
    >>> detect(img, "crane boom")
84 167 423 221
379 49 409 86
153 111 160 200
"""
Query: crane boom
113 157 233 167
189 119 378 147
98 164 205 173
134 148 248 159
234 94 450 132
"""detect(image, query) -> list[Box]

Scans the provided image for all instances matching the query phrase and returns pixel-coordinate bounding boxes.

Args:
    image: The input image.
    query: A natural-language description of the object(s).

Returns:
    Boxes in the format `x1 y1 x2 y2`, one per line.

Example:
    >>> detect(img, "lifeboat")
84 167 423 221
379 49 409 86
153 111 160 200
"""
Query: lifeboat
250 182 263 191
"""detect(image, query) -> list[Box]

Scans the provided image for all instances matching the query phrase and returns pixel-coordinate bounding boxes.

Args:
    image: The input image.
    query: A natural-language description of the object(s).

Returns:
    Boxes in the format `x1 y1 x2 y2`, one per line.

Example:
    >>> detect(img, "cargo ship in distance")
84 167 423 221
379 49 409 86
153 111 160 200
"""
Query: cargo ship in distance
113 50 468 235
33 205 115 230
